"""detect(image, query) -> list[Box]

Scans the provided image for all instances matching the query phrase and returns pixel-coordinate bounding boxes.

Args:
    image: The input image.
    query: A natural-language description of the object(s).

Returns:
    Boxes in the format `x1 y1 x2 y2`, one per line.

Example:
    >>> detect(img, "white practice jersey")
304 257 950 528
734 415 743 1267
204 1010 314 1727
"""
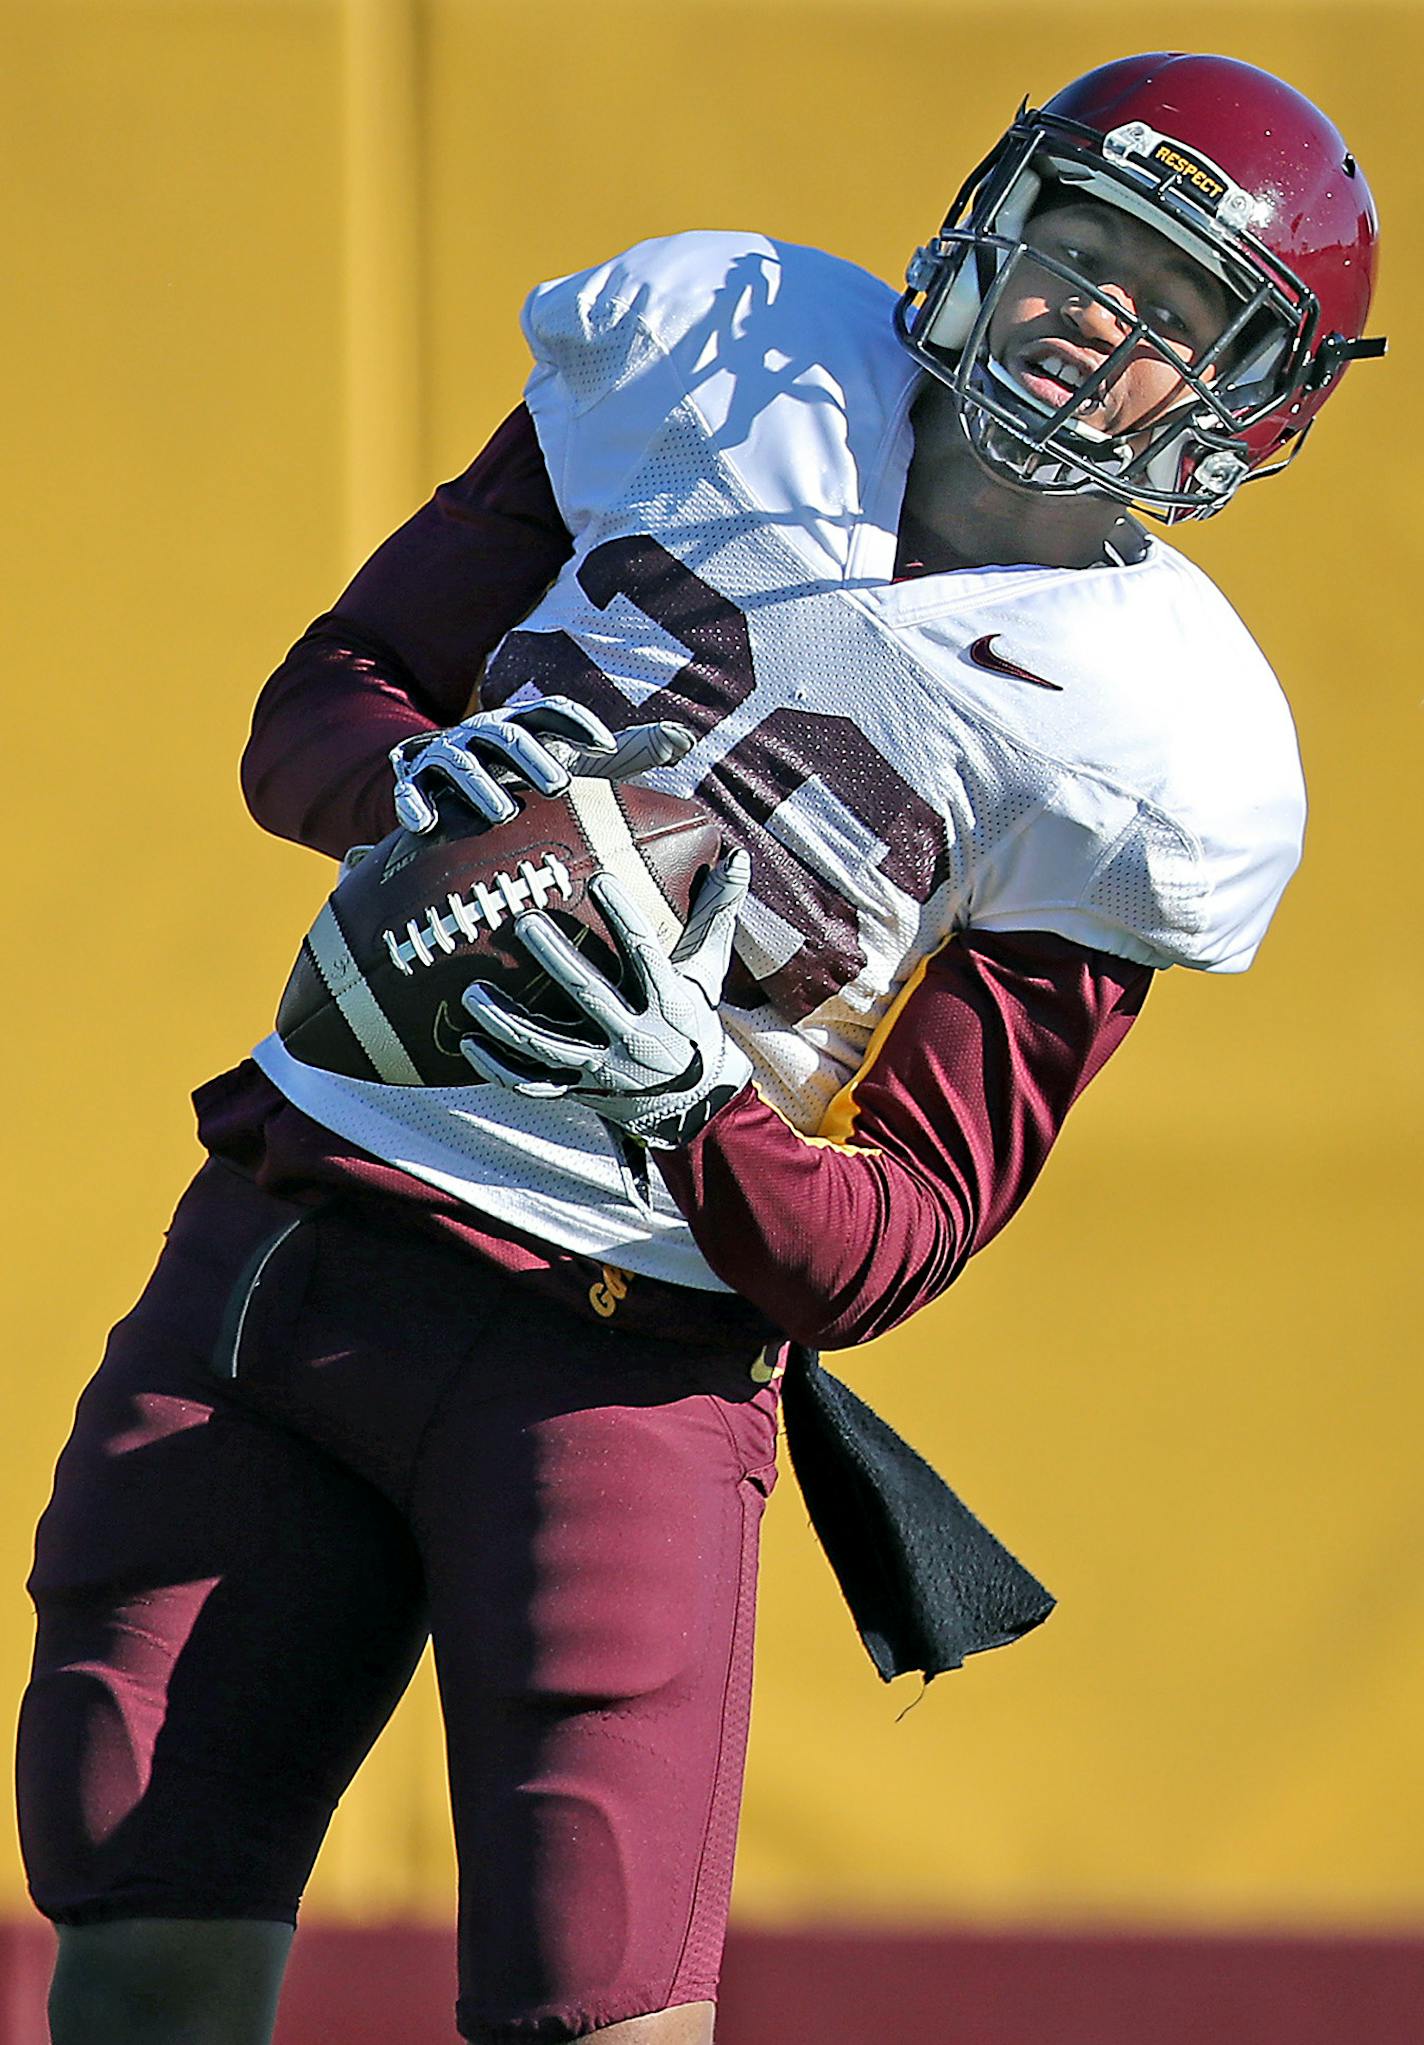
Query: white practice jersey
255 231 1305 1287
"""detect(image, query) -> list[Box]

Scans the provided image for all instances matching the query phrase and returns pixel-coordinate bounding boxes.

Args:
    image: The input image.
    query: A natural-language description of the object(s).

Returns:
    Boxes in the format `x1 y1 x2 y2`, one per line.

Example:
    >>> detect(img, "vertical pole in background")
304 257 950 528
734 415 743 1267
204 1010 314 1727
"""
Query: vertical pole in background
325 0 457 1930
344 0 424 568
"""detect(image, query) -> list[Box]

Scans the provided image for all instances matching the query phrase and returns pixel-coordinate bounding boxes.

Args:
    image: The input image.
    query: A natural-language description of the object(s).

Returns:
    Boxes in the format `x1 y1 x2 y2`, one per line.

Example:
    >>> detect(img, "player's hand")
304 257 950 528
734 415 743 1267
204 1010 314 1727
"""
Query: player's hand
389 698 696 835
458 850 754 1149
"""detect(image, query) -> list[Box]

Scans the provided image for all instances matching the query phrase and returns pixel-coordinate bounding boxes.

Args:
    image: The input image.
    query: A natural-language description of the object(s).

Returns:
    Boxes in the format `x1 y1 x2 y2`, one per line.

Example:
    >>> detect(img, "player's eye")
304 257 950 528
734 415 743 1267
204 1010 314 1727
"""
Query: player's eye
1044 235 1097 269
1153 301 1218 361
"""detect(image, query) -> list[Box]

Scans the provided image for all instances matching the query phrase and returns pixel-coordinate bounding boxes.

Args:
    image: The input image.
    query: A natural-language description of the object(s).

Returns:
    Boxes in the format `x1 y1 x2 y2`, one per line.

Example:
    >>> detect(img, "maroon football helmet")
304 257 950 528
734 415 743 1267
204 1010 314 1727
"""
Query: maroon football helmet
897 52 1385 520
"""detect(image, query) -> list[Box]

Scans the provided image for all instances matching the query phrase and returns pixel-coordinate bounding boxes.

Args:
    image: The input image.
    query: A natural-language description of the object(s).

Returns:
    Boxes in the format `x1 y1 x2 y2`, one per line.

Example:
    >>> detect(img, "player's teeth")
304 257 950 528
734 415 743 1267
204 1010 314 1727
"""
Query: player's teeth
1040 353 1084 388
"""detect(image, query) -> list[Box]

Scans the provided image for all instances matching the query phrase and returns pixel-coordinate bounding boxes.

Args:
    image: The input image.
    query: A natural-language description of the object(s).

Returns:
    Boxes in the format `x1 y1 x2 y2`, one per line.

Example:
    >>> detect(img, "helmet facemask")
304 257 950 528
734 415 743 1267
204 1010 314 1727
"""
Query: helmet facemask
897 117 1314 521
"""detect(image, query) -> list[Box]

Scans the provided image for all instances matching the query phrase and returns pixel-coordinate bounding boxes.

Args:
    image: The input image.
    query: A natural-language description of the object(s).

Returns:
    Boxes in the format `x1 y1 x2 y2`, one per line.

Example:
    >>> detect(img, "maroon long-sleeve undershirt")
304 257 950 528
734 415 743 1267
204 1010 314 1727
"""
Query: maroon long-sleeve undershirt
224 404 1150 1348
240 406 574 858
658 933 1145 1348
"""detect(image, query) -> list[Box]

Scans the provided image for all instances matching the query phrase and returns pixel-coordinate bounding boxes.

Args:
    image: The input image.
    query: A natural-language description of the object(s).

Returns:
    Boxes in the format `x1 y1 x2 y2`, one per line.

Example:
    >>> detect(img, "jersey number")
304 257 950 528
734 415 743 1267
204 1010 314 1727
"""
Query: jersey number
485 536 949 1019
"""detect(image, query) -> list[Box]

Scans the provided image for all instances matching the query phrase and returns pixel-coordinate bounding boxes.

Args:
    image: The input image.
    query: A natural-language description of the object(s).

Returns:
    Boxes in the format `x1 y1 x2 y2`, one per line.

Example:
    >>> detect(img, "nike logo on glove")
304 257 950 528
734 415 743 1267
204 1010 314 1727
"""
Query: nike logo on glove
967 636 1064 691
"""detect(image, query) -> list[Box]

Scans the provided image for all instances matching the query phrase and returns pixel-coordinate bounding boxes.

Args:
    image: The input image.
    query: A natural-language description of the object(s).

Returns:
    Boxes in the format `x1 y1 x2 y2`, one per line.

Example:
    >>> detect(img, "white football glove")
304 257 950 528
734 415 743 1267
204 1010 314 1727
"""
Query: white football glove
389 697 695 834
458 851 754 1150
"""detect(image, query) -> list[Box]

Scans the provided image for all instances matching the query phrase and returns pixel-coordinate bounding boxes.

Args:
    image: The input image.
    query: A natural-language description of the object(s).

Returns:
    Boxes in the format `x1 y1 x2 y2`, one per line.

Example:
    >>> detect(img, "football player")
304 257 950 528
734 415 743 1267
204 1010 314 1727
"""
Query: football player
20 52 1383 2045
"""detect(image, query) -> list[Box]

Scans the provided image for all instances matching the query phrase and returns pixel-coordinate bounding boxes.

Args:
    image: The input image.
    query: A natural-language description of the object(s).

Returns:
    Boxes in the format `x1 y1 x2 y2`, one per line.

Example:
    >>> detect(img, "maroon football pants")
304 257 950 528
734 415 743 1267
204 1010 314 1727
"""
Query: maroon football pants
17 1161 780 2041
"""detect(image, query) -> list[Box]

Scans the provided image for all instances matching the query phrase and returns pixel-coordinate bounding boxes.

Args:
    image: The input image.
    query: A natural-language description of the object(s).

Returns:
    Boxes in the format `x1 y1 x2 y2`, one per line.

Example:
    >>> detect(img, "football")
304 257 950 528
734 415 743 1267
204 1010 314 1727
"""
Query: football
275 779 722 1086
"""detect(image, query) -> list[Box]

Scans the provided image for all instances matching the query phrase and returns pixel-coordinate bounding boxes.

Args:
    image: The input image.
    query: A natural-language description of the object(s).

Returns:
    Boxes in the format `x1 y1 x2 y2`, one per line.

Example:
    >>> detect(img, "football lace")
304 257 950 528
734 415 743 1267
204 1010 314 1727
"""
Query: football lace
382 854 574 975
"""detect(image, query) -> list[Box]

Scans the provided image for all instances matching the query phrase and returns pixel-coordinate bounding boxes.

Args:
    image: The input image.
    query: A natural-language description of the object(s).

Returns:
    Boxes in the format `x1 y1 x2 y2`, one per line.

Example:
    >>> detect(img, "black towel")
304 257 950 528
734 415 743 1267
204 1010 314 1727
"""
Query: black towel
780 1345 1055 1682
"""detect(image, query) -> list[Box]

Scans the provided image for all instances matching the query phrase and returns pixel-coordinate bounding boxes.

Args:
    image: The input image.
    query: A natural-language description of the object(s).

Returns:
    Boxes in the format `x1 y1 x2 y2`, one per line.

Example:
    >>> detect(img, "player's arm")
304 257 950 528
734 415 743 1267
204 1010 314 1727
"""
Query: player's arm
463 880 1151 1349
655 931 1149 1347
240 405 574 859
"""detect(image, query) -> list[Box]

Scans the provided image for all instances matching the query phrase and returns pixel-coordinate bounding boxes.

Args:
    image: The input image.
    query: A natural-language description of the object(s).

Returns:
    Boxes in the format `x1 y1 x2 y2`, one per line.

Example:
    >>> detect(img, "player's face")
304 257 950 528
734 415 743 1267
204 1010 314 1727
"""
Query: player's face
987 198 1230 437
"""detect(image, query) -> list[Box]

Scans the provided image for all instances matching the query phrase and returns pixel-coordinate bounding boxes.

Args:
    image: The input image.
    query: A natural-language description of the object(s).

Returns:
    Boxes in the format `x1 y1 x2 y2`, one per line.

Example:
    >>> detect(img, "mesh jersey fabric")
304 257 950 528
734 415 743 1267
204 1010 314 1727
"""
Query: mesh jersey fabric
253 230 1303 1287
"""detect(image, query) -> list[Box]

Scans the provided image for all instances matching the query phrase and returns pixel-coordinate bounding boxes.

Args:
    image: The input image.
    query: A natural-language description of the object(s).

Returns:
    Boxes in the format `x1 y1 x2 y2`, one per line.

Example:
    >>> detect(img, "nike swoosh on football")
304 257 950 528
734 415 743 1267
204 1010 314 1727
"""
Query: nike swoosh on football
967 635 1064 691
432 998 469 1060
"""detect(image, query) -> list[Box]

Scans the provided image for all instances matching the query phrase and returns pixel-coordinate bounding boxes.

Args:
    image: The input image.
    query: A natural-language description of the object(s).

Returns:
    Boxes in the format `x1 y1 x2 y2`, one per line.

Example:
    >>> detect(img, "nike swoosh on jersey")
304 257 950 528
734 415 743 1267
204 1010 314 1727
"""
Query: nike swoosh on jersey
967 636 1064 691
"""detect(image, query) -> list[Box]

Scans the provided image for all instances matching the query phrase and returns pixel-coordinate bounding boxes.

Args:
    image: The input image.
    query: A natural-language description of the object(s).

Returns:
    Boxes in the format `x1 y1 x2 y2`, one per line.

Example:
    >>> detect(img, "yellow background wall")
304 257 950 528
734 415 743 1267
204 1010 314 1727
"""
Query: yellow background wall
4 0 1420 1935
